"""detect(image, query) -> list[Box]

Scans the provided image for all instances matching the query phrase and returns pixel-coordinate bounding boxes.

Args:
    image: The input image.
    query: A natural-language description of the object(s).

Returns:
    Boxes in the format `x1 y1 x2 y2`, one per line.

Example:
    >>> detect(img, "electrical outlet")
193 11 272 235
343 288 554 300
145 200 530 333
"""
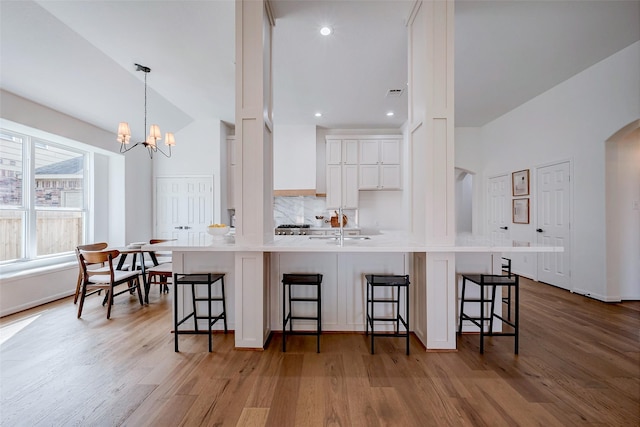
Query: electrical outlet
633 200 640 211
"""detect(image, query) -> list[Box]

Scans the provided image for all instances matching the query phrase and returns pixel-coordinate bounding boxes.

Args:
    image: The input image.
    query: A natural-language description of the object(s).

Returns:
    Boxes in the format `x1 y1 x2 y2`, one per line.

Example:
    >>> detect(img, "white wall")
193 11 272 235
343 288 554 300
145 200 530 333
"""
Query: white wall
477 41 640 300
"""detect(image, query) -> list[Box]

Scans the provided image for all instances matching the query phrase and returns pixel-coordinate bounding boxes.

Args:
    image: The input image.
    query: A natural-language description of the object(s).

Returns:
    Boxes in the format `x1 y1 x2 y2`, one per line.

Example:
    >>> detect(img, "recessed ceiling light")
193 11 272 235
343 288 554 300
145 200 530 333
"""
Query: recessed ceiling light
320 26 332 36
315 112 322 117
386 112 395 117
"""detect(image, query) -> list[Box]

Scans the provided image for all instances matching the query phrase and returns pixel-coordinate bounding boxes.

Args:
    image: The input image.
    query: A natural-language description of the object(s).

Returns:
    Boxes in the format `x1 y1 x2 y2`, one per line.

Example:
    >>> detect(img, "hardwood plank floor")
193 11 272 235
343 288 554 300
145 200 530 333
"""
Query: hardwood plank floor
1 277 638 426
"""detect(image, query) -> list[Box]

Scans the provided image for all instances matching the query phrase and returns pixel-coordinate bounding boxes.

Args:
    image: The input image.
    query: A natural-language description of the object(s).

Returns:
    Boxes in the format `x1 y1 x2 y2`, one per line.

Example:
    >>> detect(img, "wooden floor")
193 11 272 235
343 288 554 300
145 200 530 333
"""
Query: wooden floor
1 277 638 426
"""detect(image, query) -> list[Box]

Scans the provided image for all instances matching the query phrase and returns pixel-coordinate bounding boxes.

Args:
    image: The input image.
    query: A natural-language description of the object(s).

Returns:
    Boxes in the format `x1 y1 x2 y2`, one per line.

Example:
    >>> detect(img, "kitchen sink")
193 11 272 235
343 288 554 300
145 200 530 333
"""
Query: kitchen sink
308 235 371 241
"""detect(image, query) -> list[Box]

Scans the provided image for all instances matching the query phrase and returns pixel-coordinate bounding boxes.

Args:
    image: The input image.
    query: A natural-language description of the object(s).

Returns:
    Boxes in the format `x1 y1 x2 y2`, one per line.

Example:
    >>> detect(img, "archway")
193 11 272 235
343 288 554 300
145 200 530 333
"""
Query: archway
455 167 475 234
605 119 640 300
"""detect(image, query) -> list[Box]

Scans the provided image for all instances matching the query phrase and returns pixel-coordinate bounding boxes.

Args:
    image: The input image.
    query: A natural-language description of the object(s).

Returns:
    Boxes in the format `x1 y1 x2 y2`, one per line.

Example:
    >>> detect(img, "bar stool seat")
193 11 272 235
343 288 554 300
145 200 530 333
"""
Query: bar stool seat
282 273 323 353
365 274 410 355
173 273 228 352
458 273 519 354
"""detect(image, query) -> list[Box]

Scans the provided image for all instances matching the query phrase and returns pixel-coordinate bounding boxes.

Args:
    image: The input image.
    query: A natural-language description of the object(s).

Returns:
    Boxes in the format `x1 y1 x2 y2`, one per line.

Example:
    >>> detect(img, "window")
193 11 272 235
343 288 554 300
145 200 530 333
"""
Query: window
0 129 87 263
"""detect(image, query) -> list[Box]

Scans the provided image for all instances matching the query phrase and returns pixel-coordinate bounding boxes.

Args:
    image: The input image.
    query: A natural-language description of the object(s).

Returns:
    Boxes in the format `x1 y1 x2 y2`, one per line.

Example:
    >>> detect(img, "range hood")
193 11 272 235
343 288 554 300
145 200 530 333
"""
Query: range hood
273 124 317 196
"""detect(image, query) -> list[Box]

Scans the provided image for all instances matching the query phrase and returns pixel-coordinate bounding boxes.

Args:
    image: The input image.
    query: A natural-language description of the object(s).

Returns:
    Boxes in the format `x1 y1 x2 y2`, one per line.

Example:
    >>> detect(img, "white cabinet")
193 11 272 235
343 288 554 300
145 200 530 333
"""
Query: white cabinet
358 138 401 190
326 138 359 209
227 136 236 209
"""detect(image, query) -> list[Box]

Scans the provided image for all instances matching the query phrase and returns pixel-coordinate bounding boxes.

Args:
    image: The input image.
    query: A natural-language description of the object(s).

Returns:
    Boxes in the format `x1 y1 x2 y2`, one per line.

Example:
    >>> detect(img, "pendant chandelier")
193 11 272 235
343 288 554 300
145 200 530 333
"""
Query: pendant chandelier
117 63 175 158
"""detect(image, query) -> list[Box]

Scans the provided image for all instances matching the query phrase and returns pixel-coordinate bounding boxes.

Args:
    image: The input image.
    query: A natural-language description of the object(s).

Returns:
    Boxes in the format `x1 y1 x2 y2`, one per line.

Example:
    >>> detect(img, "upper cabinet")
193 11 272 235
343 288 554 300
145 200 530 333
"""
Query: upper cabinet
327 139 358 165
325 138 359 209
358 138 402 190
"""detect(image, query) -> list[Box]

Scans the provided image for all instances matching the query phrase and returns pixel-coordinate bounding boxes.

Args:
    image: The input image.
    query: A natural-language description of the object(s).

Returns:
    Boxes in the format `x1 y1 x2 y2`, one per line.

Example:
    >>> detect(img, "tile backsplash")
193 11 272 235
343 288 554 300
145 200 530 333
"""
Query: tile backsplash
274 196 357 227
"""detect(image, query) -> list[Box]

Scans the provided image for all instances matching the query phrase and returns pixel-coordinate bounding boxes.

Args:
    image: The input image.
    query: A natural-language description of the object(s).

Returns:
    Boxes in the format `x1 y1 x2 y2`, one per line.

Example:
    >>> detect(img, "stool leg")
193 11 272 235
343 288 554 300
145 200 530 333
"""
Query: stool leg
458 277 467 335
174 274 179 352
191 283 199 334
221 276 228 333
208 277 212 352
479 282 485 354
405 285 410 355
515 277 519 355
395 285 400 334
365 281 370 337
317 282 321 353
370 285 375 354
282 282 287 352
489 284 498 336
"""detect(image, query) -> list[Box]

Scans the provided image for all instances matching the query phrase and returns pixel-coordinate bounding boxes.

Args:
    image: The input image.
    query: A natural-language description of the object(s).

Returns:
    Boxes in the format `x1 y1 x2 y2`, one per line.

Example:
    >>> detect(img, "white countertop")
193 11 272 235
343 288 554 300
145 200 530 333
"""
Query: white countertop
144 232 563 254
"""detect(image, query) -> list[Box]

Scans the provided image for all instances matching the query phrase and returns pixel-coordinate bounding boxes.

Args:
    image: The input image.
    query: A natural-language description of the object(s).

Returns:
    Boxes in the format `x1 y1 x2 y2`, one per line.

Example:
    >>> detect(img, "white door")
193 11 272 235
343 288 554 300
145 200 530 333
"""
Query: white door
488 174 510 240
155 176 213 244
536 162 571 290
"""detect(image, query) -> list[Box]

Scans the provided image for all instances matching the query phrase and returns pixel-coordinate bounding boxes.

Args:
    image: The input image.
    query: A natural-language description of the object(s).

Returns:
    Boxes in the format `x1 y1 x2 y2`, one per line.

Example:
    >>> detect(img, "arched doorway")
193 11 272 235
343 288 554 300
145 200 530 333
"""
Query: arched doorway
605 119 640 300
455 167 475 234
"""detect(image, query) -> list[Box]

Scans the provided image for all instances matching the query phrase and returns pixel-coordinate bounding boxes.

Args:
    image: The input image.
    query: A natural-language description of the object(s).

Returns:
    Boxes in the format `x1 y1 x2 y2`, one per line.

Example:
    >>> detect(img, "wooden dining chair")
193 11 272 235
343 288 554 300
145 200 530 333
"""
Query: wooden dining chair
147 263 173 294
77 249 143 319
146 239 174 294
74 242 108 304
74 242 131 304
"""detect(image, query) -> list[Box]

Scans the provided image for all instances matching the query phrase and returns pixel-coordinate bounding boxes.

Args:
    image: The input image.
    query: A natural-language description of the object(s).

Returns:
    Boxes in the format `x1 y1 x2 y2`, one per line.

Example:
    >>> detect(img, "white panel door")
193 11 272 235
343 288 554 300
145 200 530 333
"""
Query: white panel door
156 176 213 244
536 162 571 290
488 174 510 240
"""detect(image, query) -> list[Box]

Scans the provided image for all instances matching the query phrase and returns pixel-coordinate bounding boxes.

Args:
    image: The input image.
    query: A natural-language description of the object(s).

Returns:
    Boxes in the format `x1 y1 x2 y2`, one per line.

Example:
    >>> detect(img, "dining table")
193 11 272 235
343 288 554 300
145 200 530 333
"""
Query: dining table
115 244 161 304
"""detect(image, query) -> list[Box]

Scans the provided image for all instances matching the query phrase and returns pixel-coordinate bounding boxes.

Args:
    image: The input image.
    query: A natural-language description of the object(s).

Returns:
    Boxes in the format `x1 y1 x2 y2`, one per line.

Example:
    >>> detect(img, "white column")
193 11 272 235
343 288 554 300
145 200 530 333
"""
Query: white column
408 1 457 349
234 0 274 348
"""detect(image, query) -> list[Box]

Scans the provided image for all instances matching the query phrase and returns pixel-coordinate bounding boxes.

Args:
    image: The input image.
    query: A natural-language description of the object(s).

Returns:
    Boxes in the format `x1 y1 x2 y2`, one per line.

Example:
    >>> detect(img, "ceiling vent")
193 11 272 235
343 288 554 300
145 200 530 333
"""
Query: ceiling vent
386 88 404 98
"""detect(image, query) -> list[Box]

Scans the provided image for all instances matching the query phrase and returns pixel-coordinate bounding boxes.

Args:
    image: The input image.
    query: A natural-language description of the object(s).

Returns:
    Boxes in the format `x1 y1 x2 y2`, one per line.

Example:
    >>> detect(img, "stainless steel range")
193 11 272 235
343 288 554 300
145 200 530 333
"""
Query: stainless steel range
275 224 310 235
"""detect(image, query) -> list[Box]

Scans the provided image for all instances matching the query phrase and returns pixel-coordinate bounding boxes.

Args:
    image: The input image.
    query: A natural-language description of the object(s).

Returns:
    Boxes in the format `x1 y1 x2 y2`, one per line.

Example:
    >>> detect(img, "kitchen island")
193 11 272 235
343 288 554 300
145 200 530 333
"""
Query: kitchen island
145 233 562 350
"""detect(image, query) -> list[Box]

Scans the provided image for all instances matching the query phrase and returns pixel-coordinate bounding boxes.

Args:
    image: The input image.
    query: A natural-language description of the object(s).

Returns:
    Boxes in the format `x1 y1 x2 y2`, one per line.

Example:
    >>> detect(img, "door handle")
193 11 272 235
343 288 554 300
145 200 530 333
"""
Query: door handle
174 226 184 230
184 226 192 230
500 226 508 230
536 228 544 233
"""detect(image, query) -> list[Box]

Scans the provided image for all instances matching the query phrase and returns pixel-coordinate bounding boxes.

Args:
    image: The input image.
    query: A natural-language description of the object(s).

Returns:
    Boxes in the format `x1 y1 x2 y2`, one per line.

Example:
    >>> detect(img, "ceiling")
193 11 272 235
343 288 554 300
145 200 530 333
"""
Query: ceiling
1 1 638 143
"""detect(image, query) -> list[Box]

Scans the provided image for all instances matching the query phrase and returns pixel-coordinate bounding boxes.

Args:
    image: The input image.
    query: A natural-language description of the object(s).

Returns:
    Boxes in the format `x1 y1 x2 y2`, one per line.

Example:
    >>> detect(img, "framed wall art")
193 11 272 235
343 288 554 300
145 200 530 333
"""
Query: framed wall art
513 198 530 224
512 169 530 196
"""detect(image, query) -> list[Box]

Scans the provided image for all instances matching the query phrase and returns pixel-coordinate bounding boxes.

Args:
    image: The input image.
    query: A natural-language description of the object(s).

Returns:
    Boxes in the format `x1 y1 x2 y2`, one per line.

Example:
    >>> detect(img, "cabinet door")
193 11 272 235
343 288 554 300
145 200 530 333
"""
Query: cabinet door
359 140 379 164
359 164 379 189
380 164 401 189
326 139 343 165
343 165 359 208
381 139 401 164
343 140 359 164
326 164 342 209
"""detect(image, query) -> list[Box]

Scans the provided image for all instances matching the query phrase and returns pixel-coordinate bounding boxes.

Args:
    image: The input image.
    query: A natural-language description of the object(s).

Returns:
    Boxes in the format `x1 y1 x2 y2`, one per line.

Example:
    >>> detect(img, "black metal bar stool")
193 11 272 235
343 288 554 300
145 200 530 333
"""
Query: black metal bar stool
365 274 411 355
282 273 323 353
458 273 519 354
173 273 228 352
